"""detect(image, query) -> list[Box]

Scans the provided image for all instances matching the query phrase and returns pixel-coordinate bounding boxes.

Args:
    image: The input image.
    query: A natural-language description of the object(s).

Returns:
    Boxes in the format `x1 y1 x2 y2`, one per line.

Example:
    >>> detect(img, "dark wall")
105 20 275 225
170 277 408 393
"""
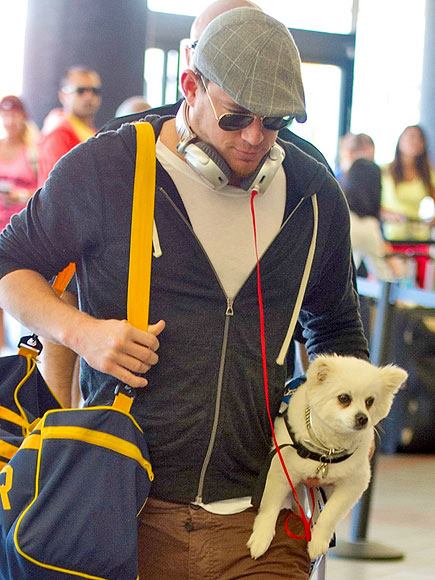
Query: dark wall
420 0 435 165
22 0 147 129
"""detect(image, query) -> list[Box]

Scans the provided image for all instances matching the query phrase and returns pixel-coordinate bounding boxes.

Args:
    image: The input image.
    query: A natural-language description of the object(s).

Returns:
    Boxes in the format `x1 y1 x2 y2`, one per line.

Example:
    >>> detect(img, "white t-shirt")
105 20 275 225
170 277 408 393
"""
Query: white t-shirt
156 139 286 299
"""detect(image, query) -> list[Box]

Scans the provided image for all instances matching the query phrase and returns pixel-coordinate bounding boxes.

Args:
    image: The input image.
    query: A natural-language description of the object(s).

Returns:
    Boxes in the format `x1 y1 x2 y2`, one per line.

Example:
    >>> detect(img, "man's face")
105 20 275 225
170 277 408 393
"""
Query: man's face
59 71 102 121
185 73 279 182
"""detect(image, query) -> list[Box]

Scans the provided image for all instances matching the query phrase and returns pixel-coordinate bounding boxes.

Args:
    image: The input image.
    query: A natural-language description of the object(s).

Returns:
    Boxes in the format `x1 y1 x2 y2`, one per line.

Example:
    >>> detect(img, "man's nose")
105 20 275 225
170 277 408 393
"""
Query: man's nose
240 117 264 146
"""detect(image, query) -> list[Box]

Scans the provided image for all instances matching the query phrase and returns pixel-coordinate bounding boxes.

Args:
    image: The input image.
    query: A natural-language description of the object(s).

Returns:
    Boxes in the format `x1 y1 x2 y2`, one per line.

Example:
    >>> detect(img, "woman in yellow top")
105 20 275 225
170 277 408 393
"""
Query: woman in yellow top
381 124 435 286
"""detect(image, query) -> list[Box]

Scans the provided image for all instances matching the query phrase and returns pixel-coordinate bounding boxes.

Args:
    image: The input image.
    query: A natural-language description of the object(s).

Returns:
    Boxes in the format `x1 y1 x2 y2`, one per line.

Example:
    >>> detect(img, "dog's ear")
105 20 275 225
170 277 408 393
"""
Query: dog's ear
379 365 408 393
307 356 333 384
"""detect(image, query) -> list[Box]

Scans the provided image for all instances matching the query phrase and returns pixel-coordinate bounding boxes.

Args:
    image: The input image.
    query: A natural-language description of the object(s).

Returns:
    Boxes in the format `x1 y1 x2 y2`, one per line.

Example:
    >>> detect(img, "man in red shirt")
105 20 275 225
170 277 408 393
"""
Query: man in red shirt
38 66 102 185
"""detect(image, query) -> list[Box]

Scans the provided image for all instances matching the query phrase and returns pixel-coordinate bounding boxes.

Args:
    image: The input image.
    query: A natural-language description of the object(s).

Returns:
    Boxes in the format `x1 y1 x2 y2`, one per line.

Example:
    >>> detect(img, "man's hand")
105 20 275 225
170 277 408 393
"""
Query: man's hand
71 318 165 388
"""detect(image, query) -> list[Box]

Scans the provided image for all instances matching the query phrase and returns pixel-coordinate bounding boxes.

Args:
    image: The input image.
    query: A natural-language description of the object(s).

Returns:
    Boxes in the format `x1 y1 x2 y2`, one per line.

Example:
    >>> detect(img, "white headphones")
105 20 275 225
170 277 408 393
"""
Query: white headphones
176 101 285 193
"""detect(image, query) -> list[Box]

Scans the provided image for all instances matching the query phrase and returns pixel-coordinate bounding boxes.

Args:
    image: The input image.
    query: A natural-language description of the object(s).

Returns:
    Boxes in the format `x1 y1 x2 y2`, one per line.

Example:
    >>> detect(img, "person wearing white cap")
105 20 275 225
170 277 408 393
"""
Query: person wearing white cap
0 7 368 578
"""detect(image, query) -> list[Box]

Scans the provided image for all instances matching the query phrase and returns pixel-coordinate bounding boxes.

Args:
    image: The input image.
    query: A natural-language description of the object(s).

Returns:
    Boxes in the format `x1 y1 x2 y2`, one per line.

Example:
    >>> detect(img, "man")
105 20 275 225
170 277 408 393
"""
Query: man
100 0 332 173
0 9 367 578
38 66 102 184
37 65 102 406
101 0 331 377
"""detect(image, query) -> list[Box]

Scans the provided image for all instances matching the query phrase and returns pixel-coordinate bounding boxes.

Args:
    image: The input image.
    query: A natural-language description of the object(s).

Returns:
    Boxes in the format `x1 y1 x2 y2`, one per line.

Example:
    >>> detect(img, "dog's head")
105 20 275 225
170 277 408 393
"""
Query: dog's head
304 355 408 433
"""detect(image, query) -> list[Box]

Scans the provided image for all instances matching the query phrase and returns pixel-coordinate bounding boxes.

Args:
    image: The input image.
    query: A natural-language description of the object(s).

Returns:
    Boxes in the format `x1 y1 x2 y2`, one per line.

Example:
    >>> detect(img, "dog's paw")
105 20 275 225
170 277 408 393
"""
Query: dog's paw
307 531 331 560
247 529 275 560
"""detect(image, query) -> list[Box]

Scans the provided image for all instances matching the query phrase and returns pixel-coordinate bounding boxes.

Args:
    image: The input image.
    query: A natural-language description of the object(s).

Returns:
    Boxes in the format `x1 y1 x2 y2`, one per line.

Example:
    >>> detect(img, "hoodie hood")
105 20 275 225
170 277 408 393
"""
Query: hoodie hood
279 137 332 201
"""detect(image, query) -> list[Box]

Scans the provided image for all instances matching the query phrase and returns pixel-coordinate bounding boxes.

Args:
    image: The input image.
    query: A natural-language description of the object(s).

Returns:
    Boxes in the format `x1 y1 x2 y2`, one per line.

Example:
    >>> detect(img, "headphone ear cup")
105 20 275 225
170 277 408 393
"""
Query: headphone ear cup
239 143 285 193
183 141 232 189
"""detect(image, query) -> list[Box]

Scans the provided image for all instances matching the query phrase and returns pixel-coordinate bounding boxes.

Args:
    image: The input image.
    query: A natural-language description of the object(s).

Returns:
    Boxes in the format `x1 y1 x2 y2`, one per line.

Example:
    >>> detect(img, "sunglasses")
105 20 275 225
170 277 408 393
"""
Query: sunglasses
200 76 292 132
62 86 102 96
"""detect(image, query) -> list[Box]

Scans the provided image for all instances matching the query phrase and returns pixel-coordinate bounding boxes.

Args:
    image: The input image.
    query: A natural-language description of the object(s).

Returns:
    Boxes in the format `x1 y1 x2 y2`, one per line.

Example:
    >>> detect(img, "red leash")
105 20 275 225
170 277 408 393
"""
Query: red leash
249 189 313 542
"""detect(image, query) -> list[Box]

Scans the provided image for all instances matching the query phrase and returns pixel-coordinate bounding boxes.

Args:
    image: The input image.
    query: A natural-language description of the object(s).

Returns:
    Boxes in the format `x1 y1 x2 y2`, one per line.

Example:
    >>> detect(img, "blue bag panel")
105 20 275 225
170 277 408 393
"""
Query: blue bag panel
0 429 24 468
0 448 38 535
0 446 39 580
2 408 151 579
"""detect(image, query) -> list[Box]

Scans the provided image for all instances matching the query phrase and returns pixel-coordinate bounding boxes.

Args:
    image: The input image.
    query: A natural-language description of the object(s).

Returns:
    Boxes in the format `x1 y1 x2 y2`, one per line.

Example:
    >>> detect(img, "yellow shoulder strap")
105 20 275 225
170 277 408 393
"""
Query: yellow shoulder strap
127 122 156 331
52 262 76 296
113 122 156 413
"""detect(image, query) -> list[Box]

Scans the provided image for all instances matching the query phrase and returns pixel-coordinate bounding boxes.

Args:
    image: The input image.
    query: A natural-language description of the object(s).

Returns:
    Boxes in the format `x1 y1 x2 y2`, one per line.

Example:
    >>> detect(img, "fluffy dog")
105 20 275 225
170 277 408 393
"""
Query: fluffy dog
247 355 408 561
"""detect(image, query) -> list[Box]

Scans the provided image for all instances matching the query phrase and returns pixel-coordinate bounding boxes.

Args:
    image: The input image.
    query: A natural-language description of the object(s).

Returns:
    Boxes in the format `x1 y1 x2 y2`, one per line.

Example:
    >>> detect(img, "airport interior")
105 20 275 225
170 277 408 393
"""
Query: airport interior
0 1 434 579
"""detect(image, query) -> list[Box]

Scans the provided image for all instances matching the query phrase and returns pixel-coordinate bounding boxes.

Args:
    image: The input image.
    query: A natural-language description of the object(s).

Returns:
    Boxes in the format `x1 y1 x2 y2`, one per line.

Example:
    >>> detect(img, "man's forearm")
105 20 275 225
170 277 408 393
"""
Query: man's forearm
0 269 88 349
0 269 165 388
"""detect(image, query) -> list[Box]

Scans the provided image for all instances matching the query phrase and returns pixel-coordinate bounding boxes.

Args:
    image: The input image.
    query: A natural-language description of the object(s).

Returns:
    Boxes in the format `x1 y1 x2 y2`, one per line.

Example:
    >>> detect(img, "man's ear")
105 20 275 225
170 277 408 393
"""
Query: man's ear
58 89 66 107
180 70 200 106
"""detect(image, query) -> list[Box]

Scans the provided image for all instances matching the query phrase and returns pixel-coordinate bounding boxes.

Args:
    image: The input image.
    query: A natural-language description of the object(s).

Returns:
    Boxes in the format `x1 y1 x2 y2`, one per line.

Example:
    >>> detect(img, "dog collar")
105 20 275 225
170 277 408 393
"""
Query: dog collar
283 413 354 465
304 406 348 456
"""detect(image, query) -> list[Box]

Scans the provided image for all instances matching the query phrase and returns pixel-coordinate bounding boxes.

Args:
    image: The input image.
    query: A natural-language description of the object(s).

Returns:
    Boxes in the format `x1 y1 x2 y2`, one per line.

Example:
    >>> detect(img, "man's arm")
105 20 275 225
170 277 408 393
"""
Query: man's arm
0 269 164 388
300 181 369 360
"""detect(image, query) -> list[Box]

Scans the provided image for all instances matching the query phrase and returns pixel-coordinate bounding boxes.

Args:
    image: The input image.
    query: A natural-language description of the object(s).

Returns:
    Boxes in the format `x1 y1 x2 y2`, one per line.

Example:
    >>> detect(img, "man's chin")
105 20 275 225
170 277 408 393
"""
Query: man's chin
229 160 262 180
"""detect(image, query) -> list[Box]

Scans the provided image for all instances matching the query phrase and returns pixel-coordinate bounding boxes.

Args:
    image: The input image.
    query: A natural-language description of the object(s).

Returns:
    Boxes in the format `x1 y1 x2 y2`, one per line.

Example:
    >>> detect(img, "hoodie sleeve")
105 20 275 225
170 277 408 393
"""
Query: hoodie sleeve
299 176 369 360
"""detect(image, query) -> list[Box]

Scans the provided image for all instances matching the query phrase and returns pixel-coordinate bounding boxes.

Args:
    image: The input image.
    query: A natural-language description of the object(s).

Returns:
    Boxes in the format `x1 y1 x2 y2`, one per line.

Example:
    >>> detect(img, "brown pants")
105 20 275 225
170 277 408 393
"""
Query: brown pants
138 498 310 579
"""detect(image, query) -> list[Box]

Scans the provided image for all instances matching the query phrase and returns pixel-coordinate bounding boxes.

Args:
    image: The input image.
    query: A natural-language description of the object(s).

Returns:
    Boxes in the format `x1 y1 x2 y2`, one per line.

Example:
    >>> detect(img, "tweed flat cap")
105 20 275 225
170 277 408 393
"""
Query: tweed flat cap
193 7 307 122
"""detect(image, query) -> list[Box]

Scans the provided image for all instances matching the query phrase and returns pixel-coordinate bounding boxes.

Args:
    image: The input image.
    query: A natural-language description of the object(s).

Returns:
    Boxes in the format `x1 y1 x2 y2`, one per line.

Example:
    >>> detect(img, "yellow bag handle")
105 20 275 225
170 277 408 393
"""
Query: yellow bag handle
52 262 76 296
115 122 156 412
127 122 156 331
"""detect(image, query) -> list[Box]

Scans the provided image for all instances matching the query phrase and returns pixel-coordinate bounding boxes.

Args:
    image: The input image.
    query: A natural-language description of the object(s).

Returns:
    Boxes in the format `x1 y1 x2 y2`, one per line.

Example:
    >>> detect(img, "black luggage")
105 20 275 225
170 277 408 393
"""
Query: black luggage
380 307 435 454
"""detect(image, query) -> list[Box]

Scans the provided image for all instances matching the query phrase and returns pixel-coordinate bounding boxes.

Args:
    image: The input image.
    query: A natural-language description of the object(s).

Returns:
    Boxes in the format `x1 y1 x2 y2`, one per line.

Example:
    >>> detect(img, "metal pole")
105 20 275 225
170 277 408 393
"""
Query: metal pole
331 281 404 560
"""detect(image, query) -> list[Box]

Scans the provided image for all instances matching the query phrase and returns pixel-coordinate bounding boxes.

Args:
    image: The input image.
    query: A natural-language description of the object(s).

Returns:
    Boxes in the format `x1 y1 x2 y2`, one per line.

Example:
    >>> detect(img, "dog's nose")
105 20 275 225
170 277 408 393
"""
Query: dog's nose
355 413 368 429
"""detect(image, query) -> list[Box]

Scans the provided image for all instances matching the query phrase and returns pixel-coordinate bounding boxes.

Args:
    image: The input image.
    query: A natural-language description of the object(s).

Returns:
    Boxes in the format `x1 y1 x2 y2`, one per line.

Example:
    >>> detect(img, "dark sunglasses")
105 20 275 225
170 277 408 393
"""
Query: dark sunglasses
200 76 292 132
62 86 102 96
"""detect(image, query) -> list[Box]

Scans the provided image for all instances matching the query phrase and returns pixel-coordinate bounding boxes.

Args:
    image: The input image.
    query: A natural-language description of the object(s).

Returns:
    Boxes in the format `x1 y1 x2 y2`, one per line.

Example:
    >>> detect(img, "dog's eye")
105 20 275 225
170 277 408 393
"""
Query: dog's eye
338 394 352 406
365 397 375 409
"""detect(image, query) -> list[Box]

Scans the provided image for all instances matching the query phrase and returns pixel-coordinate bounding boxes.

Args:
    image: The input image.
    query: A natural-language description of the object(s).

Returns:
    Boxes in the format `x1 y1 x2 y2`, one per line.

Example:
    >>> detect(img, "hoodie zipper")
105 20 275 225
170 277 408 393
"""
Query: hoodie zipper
196 297 234 503
159 187 235 502
158 186 310 502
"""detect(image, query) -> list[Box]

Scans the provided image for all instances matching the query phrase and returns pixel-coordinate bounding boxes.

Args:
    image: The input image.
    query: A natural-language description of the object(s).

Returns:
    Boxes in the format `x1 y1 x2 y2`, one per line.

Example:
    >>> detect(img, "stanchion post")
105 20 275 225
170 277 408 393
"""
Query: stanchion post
331 281 405 560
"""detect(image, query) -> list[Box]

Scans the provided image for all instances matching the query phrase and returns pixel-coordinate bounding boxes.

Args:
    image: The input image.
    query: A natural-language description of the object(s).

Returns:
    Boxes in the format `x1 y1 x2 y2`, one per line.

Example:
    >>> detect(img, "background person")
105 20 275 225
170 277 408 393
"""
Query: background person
381 124 435 287
38 65 102 185
115 96 151 117
0 95 38 354
338 132 402 282
0 9 368 577
0 95 38 231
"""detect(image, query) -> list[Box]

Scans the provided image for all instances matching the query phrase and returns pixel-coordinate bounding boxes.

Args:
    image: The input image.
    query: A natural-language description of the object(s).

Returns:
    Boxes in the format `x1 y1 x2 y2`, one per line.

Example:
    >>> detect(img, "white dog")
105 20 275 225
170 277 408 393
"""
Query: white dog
247 355 408 561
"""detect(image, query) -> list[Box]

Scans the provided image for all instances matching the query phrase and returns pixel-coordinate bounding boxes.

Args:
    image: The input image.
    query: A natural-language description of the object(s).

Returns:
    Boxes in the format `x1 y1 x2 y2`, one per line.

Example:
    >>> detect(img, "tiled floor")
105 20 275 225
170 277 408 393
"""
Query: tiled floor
322 453 435 579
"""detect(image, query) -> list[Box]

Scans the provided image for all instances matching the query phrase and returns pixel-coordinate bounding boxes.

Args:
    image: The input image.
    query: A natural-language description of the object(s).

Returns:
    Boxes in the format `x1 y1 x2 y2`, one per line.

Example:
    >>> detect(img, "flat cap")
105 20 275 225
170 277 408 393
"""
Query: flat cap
193 7 306 121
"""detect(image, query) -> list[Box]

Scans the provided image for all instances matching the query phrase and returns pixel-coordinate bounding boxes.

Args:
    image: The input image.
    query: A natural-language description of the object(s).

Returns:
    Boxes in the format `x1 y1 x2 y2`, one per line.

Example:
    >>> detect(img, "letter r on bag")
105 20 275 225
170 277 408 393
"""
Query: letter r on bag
0 464 13 510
